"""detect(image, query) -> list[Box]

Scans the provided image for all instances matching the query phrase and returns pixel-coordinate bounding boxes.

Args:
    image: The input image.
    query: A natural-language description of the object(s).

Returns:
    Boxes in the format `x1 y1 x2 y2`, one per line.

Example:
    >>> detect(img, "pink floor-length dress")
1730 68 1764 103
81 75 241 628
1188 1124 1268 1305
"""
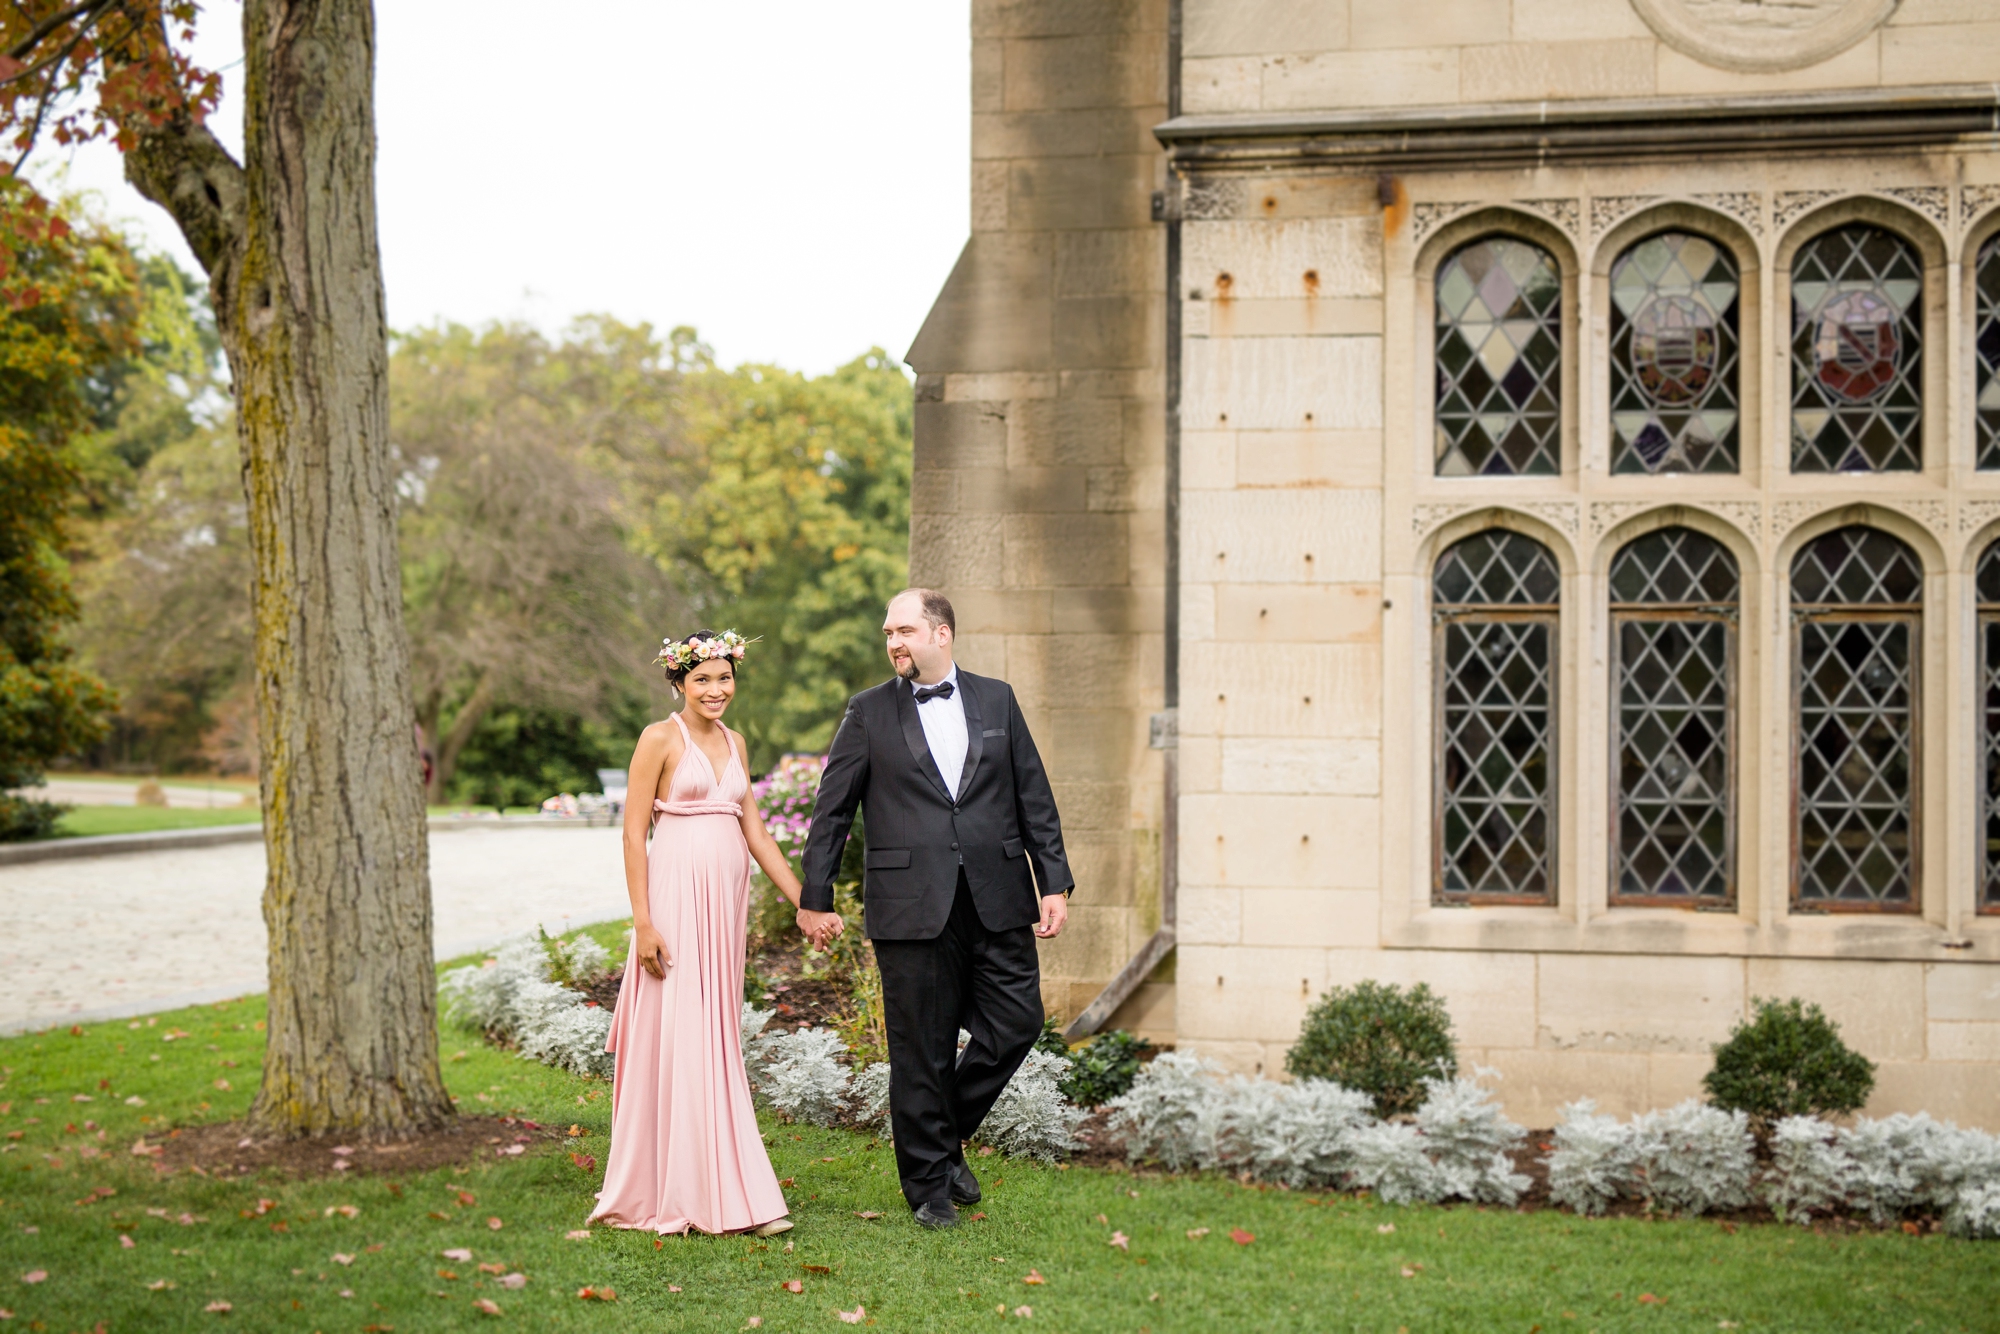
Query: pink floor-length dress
589 712 787 1235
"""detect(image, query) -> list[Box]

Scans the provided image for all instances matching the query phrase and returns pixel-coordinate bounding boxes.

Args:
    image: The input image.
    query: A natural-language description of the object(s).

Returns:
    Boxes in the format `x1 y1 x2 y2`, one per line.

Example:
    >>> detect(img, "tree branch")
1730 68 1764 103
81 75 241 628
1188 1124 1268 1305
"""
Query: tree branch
120 107 243 288
6 0 111 64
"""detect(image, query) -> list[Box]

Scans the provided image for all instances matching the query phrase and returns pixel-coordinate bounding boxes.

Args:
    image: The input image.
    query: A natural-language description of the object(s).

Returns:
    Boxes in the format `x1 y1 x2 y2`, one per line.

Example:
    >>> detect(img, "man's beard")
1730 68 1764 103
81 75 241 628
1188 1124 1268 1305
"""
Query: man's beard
895 656 920 681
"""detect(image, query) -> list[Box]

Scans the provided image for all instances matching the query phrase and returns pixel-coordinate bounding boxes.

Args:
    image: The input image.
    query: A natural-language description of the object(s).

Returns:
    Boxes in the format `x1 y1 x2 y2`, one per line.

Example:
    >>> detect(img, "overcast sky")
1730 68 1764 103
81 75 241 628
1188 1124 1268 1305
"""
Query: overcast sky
31 1 971 376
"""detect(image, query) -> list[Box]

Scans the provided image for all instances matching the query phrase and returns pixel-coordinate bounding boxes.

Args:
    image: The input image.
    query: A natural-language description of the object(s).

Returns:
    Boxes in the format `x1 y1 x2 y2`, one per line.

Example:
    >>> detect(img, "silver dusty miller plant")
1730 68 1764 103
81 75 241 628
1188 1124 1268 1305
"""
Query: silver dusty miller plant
1105 1051 1224 1172
1414 1075 1530 1205
439 936 615 1079
1545 1100 1638 1217
976 1048 1086 1161
746 1025 852 1128
1630 1101 1755 1216
1762 1116 1856 1224
849 1061 893 1135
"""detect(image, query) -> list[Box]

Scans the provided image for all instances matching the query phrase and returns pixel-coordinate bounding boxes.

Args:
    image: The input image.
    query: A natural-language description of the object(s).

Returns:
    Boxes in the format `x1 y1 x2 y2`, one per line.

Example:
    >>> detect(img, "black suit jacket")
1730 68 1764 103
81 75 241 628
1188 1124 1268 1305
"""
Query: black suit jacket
800 669 1074 940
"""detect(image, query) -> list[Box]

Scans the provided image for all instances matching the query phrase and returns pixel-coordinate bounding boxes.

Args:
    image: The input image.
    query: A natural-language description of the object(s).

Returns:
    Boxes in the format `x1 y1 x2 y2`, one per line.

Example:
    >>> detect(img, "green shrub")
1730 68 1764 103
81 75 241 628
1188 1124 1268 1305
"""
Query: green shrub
1703 997 1876 1133
0 795 65 842
1285 979 1457 1118
1033 1015 1071 1060
1060 1030 1151 1108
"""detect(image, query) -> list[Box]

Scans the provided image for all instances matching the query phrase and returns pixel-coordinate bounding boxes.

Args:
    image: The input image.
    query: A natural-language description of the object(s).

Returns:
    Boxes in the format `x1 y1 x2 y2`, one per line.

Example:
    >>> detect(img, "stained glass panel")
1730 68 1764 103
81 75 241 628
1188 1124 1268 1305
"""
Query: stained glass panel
1979 542 2000 912
1610 233 1740 474
1611 529 1737 904
1790 225 1923 473
1791 527 1920 909
1434 533 1558 904
1436 238 1563 477
1979 236 2000 470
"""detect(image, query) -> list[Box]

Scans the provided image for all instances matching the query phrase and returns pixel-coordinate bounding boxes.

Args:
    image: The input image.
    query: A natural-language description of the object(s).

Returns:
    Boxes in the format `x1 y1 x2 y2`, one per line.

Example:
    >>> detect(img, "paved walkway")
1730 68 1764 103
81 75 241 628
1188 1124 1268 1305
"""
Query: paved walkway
21 777 258 810
0 825 632 1033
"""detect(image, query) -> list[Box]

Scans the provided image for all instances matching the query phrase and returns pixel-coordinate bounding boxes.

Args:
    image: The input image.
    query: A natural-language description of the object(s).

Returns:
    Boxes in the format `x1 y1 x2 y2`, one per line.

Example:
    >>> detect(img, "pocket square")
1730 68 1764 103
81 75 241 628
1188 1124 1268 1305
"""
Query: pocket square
982 727 1007 737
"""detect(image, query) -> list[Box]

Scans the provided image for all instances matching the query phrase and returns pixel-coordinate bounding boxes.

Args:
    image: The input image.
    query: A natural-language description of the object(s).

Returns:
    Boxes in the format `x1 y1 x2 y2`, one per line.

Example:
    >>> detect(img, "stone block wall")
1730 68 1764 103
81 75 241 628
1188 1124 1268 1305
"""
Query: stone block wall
906 0 1173 1040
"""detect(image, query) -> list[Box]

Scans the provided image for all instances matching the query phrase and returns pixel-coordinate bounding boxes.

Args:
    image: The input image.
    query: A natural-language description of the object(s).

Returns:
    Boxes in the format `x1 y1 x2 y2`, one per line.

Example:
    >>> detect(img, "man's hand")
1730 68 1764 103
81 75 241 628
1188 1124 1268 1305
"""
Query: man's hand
1033 893 1068 939
797 908 844 952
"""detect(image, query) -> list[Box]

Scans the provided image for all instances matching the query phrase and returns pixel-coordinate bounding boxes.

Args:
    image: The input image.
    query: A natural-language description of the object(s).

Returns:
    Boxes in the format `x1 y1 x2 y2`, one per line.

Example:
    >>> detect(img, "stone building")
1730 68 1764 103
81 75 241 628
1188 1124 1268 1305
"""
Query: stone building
906 0 2000 1129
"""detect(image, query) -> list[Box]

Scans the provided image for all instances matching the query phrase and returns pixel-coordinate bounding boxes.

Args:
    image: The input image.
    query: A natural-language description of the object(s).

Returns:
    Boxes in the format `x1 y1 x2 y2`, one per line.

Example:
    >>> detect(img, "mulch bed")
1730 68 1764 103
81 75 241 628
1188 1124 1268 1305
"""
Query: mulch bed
154 1115 566 1181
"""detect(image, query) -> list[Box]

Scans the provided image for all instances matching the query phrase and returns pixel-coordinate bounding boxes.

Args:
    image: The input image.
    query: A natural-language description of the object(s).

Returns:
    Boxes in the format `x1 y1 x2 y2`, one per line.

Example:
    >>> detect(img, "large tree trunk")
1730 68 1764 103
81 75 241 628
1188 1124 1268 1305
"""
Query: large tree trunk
123 0 451 1138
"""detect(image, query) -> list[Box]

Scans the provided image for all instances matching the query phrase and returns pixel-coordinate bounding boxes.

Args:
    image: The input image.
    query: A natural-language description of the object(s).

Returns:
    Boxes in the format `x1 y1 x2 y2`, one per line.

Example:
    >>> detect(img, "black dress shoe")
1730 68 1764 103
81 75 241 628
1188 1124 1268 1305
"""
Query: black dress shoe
912 1200 959 1230
949 1159 982 1206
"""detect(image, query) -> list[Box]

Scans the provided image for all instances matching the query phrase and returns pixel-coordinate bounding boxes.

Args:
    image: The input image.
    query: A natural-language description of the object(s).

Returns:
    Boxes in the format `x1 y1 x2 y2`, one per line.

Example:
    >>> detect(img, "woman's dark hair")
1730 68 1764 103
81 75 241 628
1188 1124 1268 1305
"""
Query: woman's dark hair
661 629 738 693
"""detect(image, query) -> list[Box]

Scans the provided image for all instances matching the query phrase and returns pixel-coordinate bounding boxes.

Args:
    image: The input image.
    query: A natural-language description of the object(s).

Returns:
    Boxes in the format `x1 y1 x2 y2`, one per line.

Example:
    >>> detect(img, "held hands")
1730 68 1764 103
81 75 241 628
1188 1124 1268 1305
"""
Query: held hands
634 922 671 978
797 908 845 953
1034 892 1068 939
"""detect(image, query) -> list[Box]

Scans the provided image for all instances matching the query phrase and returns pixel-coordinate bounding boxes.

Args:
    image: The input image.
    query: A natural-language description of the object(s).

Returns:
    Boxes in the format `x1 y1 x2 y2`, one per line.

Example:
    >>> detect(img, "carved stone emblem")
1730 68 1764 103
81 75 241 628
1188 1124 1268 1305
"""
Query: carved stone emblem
1630 0 1896 74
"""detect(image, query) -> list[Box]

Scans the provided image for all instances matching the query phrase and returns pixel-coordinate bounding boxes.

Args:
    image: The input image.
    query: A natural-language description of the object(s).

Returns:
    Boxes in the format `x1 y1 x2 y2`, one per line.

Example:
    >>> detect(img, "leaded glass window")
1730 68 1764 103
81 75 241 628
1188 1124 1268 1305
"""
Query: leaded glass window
1791 526 1922 910
1790 225 1923 473
1436 238 1562 477
1434 532 1559 903
1978 541 2000 911
1977 235 2000 470
1610 233 1740 474
1610 529 1738 905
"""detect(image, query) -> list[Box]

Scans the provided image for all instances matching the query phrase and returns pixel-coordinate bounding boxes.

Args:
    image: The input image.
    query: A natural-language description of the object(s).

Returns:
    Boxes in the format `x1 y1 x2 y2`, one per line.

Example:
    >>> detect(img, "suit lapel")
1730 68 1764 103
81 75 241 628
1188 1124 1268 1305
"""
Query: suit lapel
894 678 955 803
956 671 985 797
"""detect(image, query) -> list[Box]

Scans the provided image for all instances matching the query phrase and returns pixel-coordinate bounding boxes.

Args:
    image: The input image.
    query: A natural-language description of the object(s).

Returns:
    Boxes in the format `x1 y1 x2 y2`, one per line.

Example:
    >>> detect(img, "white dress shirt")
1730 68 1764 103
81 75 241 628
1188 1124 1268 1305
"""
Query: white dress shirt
913 665 969 801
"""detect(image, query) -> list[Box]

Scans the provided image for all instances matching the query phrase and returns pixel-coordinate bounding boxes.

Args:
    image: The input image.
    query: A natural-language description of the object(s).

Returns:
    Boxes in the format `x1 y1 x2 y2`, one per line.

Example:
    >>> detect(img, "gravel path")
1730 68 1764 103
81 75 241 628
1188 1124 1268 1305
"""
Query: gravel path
0 824 631 1033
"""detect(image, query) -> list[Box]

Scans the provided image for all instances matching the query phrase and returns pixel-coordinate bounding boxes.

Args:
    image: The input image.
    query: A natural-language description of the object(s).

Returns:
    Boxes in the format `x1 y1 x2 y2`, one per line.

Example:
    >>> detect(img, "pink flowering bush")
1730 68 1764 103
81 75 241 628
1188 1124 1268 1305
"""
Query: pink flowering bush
752 753 824 882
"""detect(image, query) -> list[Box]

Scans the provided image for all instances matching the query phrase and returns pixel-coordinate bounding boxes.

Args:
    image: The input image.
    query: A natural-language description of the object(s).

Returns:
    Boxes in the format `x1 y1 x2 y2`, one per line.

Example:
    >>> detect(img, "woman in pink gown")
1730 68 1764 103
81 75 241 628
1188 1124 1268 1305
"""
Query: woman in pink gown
590 630 841 1236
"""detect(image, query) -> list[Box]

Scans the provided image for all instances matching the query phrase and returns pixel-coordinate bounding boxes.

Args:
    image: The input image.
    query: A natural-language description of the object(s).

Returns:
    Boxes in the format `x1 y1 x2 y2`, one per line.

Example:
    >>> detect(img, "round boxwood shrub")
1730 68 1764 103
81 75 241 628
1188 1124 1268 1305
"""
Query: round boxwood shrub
1060 1030 1151 1108
1703 996 1876 1133
1285 980 1457 1118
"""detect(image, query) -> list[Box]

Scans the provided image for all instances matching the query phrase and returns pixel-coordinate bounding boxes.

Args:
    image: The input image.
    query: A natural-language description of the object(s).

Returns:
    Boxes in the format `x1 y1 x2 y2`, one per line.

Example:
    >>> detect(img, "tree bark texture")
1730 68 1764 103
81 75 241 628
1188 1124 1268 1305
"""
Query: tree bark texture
124 0 450 1138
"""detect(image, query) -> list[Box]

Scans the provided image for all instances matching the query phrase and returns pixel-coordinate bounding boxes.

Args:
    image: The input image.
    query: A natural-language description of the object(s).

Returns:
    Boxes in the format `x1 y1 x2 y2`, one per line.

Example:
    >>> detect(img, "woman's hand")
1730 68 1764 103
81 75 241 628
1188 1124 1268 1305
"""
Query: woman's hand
796 908 843 952
634 922 671 978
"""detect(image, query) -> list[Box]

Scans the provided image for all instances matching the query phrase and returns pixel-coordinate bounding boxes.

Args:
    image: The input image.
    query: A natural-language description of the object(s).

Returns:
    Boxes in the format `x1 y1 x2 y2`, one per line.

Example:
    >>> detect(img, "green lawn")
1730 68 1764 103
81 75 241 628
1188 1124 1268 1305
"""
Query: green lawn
0 946 1989 1332
52 805 264 838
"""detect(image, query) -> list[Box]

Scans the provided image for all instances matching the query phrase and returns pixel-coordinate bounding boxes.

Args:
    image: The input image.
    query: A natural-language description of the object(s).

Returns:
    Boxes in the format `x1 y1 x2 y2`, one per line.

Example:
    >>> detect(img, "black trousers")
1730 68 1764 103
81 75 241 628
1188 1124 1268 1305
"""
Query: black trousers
871 870 1043 1209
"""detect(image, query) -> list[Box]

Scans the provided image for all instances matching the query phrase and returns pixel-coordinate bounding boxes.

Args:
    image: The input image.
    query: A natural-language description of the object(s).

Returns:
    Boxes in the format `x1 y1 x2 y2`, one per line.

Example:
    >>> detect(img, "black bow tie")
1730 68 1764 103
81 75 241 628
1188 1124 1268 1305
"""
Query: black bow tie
913 680 955 703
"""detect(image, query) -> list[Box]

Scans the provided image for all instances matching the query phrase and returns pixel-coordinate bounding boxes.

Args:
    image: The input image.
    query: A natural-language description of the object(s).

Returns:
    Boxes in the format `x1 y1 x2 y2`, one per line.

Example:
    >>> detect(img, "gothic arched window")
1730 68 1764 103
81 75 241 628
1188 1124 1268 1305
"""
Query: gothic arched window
1610 233 1740 474
1979 540 2000 911
1977 234 2000 470
1789 224 1923 473
1611 528 1739 904
1435 237 1562 477
1791 526 1923 909
1433 531 1559 903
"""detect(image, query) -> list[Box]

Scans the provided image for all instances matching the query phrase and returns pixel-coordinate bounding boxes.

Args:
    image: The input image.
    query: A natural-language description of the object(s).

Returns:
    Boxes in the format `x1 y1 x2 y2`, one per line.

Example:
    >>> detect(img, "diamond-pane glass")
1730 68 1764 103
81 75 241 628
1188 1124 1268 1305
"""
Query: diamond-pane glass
1790 525 1923 607
1434 532 1558 903
1609 527 1741 605
1610 233 1741 474
1980 539 2000 606
1439 620 1555 901
1433 531 1561 606
1984 617 2000 911
1795 620 1915 905
1791 526 1919 907
1978 236 2000 470
1436 237 1562 477
1790 225 1923 473
1611 529 1737 904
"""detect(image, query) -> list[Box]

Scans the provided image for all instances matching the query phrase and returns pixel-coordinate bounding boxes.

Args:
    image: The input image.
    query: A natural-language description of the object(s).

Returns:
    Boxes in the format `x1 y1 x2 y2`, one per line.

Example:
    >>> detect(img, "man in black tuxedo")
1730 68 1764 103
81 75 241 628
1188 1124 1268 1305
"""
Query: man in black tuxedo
798 587 1073 1229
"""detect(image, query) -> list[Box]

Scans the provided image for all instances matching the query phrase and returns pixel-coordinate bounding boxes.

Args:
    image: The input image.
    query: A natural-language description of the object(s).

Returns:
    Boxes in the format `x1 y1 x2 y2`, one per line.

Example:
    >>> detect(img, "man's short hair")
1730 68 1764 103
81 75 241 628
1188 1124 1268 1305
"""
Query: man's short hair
893 587 956 636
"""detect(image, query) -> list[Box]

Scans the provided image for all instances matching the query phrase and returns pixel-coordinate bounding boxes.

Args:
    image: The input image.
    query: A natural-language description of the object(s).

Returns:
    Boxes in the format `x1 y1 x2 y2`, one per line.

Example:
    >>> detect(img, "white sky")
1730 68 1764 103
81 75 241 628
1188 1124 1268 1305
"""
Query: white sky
31 1 971 376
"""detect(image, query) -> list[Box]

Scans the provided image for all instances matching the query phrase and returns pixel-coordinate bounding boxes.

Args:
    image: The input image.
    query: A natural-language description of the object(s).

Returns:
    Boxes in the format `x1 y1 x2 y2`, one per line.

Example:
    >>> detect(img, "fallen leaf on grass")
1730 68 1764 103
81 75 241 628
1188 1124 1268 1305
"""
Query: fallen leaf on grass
564 1230 592 1240
1186 1227 1209 1240
836 1306 865 1325
323 1205 359 1219
821 1157 835 1163
1014 1306 1033 1318
477 1262 505 1275
146 1280 175 1291
22 1272 47 1285
782 1280 803 1293
1400 1267 1416 1279
667 1284 682 1293
570 1153 596 1172
124 1096 144 1107
455 1191 476 1207
1638 1294 1665 1305
486 1217 504 1231
853 1211 883 1220
744 1320 762 1330
331 1254 354 1266
978 1145 995 1156
1376 1224 1395 1235
442 1248 472 1262
203 1300 231 1313
1094 1213 1107 1224
473 1297 502 1315
1229 1229 1255 1246
1022 1269 1045 1285
1108 1232 1129 1251
118 1234 134 1249
437 1270 460 1282
779 1177 795 1188
576 1285 616 1301
498 1273 527 1289
966 1210 988 1221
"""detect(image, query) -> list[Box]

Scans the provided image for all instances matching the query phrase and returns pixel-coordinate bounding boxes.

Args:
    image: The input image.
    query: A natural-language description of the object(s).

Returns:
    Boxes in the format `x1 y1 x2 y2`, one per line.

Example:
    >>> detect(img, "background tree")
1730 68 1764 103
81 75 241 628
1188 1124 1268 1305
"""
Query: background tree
650 349 911 769
0 203 138 838
0 0 448 1137
390 319 681 802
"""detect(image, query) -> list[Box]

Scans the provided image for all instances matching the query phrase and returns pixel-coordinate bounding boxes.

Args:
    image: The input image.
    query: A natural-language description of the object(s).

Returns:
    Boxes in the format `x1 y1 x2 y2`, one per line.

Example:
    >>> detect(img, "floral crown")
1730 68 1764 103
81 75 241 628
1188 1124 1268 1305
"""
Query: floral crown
654 629 755 675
